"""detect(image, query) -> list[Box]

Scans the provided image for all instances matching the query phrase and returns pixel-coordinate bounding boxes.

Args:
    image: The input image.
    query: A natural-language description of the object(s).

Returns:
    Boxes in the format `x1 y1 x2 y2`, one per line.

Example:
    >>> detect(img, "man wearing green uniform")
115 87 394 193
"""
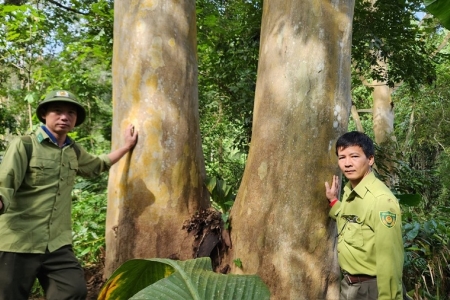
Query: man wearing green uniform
0 90 138 300
325 131 403 300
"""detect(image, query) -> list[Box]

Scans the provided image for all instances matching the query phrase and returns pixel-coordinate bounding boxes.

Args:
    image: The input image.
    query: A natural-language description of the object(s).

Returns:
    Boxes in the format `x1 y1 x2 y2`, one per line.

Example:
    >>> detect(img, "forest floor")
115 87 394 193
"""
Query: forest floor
85 262 106 299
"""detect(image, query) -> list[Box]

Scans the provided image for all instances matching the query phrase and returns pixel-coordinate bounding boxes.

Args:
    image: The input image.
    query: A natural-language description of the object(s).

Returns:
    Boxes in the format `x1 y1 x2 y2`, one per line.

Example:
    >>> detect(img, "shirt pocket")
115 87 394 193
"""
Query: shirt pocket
28 158 60 186
343 223 364 247
67 160 79 185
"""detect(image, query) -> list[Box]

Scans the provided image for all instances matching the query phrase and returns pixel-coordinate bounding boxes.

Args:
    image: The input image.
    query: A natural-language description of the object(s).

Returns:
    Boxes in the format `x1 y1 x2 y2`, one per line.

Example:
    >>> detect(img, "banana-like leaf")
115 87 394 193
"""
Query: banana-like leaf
98 257 270 300
424 0 450 30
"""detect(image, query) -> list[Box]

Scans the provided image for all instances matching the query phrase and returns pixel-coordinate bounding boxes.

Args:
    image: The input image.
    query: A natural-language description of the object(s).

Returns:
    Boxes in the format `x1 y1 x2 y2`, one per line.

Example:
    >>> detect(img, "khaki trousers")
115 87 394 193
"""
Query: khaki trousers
340 277 378 300
0 245 87 300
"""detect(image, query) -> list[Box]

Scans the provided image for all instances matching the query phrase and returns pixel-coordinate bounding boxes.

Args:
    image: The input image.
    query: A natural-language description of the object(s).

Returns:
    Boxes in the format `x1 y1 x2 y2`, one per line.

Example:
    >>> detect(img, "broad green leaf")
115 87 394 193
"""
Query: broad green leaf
24 93 35 104
98 259 176 300
98 257 270 300
205 176 217 194
424 0 450 30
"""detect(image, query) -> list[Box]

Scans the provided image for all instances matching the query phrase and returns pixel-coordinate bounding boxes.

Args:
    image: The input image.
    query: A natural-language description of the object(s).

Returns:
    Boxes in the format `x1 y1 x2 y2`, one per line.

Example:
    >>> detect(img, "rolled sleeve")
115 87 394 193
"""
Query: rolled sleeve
76 148 112 178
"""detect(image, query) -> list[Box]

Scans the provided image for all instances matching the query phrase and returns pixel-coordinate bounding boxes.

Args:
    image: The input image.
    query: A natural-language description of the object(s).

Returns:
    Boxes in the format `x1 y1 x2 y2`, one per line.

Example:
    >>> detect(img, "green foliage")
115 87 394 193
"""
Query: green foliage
98 257 270 300
402 210 450 298
205 176 235 228
352 0 437 88
71 173 109 266
197 0 261 195
0 1 114 149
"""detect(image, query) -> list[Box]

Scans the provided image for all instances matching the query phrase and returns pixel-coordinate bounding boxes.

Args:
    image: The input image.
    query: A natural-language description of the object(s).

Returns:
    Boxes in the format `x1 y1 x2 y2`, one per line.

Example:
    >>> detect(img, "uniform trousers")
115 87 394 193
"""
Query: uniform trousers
340 277 378 300
0 245 87 300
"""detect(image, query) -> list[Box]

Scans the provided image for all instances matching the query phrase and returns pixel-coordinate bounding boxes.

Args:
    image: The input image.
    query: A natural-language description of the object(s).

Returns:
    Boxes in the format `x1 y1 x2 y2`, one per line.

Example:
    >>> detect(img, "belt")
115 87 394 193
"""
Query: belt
344 274 376 285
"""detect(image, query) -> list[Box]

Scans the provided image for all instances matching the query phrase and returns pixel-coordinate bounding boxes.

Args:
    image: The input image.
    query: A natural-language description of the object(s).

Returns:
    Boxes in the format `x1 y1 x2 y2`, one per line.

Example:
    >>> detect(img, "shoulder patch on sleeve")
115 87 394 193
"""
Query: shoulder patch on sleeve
379 211 397 228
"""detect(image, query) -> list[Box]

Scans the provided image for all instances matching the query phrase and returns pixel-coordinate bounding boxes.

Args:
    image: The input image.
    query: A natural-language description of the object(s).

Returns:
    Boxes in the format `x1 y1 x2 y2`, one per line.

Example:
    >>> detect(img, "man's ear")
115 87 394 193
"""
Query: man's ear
368 155 375 166
39 108 47 122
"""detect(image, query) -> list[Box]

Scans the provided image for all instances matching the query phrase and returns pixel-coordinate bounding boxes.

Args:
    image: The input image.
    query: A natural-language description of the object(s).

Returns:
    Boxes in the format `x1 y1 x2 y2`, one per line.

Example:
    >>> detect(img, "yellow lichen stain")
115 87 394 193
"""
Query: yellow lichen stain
257 233 265 249
121 62 142 106
237 187 248 216
140 0 158 10
189 158 199 189
258 162 268 180
168 38 176 48
312 0 323 16
146 73 158 92
150 37 165 69
137 116 164 172
308 225 327 253
170 158 187 206
157 182 169 204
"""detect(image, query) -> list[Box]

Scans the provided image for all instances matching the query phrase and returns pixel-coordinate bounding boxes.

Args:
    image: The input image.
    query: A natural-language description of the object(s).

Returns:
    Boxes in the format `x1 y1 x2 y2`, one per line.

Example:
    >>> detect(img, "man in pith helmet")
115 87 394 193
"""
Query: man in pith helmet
0 90 138 300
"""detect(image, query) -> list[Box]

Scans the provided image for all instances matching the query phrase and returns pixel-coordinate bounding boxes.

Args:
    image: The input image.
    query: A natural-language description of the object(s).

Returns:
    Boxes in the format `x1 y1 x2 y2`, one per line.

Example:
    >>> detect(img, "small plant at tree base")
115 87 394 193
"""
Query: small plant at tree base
205 176 235 229
233 258 243 268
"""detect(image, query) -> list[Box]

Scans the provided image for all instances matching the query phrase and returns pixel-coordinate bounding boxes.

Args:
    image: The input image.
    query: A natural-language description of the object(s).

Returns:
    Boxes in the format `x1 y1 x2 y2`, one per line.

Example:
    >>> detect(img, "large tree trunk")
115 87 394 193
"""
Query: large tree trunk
226 0 355 299
104 0 209 278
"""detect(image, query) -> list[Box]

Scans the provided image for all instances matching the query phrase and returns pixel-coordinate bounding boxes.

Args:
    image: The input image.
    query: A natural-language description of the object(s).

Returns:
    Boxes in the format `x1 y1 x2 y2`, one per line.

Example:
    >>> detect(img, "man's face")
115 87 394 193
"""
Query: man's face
41 102 78 136
337 145 374 188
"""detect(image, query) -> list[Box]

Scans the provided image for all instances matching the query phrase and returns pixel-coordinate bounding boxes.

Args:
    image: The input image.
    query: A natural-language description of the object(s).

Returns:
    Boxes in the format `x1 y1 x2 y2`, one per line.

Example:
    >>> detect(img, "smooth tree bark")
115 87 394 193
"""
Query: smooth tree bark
104 0 209 278
372 81 395 146
226 0 355 299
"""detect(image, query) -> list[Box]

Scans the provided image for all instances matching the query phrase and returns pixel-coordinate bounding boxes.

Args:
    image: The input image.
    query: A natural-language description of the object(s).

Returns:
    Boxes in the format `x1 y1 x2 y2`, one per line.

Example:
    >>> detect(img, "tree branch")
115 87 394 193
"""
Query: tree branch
46 0 90 16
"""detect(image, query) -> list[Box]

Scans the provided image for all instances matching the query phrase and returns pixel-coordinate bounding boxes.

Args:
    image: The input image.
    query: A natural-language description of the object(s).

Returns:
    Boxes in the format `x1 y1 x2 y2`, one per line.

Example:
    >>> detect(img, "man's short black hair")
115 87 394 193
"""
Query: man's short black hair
335 131 375 157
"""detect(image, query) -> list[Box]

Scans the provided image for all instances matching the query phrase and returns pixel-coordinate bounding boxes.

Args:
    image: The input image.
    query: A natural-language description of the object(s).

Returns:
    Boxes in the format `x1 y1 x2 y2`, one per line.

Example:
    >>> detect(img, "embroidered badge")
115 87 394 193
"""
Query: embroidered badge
379 211 397 228
56 91 69 97
37 132 44 143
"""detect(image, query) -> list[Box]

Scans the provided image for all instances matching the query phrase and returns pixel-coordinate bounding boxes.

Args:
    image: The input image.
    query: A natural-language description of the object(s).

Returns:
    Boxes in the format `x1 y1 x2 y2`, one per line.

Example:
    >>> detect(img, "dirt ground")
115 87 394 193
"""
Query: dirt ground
85 262 106 300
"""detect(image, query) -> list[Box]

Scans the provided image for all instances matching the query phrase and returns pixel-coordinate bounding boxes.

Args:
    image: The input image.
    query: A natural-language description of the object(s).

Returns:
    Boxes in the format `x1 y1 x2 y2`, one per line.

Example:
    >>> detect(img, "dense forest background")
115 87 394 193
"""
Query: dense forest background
0 0 449 298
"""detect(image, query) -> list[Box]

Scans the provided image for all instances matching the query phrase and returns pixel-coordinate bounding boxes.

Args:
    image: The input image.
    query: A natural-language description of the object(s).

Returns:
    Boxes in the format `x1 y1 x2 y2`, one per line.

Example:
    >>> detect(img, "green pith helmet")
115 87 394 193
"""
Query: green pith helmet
36 90 86 127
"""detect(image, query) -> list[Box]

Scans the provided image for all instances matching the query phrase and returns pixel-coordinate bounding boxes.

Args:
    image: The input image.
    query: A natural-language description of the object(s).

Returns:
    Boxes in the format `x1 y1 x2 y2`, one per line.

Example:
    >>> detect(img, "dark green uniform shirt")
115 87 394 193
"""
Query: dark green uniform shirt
0 127 111 253
329 172 403 300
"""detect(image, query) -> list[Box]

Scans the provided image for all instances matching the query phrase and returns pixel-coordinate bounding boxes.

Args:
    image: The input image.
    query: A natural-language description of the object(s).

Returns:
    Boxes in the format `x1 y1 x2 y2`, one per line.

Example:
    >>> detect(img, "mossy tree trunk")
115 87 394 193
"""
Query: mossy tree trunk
226 0 355 298
104 0 209 278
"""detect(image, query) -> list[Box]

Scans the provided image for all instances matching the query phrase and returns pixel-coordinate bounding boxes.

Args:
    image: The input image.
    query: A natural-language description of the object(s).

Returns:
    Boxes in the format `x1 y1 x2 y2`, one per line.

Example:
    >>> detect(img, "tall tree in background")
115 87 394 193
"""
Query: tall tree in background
351 0 436 144
350 0 437 182
225 0 354 298
104 0 210 277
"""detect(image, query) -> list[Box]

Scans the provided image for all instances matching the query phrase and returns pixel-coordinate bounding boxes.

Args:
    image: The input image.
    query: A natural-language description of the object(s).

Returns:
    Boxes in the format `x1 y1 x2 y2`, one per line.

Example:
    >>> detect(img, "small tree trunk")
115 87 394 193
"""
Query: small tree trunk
104 0 209 278
226 0 355 298
372 82 394 145
372 79 396 186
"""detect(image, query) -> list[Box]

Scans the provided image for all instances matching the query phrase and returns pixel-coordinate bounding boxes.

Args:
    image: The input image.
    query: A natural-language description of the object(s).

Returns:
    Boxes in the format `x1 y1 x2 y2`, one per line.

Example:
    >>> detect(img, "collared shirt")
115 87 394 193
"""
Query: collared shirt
41 125 71 147
329 172 403 300
0 127 111 253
